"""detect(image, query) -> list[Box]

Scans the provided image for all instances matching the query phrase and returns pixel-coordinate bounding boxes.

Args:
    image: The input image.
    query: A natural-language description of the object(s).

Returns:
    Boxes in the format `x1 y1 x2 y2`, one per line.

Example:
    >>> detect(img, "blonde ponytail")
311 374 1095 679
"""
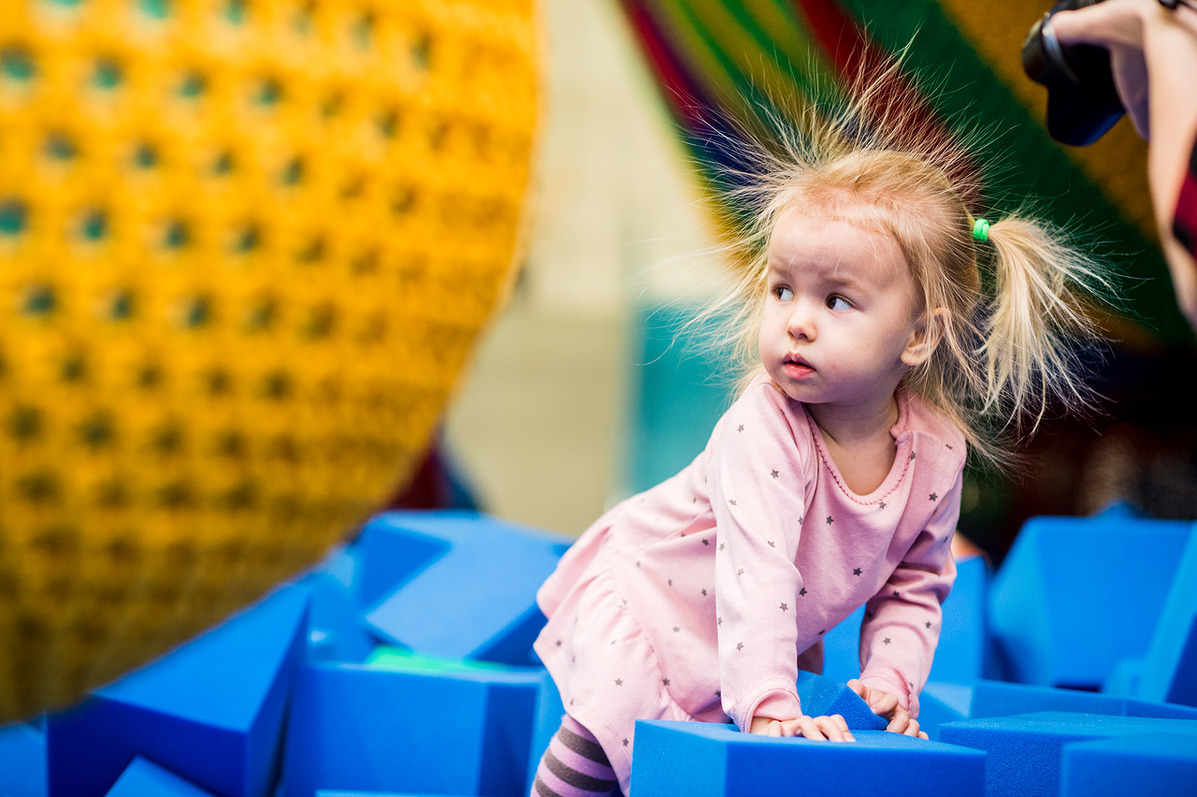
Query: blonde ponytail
980 216 1109 434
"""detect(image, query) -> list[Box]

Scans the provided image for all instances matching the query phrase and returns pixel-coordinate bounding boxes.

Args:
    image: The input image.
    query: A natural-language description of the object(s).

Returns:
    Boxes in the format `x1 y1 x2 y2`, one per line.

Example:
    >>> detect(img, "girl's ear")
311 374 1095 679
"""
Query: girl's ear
900 307 948 367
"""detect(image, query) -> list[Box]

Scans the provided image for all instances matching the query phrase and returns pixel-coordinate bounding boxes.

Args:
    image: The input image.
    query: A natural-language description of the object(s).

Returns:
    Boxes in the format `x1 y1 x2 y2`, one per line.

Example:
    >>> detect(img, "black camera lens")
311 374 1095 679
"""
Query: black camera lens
1022 0 1126 145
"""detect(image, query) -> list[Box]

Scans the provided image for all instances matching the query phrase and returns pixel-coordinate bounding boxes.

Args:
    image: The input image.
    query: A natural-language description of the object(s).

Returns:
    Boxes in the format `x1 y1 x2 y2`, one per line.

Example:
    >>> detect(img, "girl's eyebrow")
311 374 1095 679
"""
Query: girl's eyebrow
823 272 866 292
767 259 869 294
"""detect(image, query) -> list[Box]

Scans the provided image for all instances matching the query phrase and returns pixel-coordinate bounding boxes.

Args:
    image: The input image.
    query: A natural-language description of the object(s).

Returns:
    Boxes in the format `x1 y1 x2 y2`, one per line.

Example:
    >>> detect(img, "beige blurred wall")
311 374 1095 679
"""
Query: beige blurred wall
442 0 732 536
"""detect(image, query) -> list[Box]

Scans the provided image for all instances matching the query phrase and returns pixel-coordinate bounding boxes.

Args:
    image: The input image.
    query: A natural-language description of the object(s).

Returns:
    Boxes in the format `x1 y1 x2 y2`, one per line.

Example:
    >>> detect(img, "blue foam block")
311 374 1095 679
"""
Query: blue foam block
0 721 47 797
1061 733 1197 797
821 556 990 684
105 757 216 796
970 679 1197 721
629 720 985 796
1134 522 1197 707
524 667 565 792
280 661 548 797
1103 656 1142 696
47 583 309 797
361 511 569 665
938 711 1197 797
933 555 992 683
916 682 971 741
819 605 865 682
299 568 376 664
353 520 450 609
989 513 1194 688
795 672 886 730
363 648 565 792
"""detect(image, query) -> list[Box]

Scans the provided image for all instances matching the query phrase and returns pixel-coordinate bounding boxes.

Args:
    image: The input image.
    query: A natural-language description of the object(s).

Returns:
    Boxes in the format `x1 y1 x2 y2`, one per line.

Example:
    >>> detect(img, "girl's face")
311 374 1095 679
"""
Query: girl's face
759 208 932 419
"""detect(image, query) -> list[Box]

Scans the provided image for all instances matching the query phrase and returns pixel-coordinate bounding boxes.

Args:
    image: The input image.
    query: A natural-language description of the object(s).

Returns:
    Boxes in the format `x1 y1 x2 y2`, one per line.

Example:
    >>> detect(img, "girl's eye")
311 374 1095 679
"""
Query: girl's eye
773 286 793 302
827 295 852 311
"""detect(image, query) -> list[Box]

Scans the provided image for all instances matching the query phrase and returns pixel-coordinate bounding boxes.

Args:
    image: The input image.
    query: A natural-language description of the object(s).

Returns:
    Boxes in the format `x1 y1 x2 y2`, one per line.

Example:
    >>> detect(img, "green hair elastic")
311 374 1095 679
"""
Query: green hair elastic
972 218 991 242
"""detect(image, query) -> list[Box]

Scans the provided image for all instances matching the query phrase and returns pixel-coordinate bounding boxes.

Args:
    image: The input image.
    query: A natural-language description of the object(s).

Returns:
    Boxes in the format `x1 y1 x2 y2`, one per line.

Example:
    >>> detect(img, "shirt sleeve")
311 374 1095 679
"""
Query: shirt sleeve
857 463 963 719
709 383 812 732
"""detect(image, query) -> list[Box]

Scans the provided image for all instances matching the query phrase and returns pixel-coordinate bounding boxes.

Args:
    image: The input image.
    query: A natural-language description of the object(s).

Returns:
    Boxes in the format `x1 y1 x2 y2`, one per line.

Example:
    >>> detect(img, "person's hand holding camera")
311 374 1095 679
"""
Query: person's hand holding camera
1026 0 1197 331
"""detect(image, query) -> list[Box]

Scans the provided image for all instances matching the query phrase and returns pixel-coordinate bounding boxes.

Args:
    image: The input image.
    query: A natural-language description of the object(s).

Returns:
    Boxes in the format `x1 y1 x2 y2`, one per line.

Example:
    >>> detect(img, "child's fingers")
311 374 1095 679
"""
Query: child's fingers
796 716 828 741
776 718 804 737
885 708 924 738
829 713 852 738
868 691 900 716
818 714 855 742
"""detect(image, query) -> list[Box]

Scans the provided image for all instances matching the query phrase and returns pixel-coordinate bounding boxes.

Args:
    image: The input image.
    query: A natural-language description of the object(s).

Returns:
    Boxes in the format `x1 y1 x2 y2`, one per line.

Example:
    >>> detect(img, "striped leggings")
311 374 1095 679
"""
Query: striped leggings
531 714 621 797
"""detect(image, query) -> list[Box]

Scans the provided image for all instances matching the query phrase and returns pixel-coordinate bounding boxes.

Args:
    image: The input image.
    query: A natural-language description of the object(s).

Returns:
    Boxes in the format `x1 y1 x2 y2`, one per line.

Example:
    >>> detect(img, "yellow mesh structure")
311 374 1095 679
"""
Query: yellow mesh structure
0 0 540 722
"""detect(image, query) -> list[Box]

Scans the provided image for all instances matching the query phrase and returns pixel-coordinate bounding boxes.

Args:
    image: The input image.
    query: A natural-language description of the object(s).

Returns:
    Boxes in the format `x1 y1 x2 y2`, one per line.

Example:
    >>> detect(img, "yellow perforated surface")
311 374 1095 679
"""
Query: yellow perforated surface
0 0 540 722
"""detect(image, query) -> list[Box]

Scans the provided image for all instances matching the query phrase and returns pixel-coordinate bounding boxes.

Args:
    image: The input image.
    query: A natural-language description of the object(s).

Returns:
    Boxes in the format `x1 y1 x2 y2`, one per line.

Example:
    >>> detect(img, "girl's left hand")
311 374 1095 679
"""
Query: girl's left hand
847 679 929 739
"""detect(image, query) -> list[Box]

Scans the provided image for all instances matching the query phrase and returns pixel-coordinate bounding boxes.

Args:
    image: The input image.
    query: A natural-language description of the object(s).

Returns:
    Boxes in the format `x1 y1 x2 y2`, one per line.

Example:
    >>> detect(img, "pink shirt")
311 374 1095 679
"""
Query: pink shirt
534 374 964 789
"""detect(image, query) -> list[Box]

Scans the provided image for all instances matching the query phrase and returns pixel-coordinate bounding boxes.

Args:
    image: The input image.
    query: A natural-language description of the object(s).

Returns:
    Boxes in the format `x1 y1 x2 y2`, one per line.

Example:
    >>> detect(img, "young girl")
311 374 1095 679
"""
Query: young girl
529 82 1106 797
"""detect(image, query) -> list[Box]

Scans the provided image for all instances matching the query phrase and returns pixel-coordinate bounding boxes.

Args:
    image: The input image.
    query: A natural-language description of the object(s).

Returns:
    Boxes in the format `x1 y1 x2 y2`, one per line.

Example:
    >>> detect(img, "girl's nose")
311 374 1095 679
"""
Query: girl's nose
787 302 816 340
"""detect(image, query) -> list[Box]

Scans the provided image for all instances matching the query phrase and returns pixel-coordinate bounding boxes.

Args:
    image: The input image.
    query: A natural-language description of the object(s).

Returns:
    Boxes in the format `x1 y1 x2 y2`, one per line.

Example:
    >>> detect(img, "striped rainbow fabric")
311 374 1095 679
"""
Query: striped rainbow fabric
618 0 1187 345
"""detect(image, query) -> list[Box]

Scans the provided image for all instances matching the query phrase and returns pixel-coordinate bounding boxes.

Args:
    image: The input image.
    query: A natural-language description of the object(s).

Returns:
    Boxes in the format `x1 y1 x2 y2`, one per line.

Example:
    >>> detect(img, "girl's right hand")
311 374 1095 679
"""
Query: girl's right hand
749 714 855 742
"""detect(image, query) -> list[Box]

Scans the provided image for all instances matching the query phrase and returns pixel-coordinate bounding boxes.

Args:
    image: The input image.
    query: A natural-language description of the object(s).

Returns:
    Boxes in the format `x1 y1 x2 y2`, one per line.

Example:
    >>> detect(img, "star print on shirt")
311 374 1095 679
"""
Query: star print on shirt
736 568 744 577
729 498 737 506
779 602 788 612
853 568 862 576
883 638 892 645
736 642 744 651
615 678 623 686
770 469 779 479
799 587 807 596
767 540 775 548
663 678 671 686
926 621 933 628
878 501 887 510
702 538 710 546
910 452 917 460
826 515 834 525
737 424 745 432
892 590 900 598
929 492 938 501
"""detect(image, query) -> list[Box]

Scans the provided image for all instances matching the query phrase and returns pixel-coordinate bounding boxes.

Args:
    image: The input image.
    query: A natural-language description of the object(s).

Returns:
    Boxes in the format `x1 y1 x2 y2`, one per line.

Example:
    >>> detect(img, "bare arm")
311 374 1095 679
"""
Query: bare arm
1053 0 1197 329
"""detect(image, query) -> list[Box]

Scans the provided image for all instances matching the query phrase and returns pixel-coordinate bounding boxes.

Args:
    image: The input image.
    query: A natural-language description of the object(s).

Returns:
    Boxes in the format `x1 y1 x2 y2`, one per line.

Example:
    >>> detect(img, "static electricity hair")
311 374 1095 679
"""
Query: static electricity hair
706 57 1110 468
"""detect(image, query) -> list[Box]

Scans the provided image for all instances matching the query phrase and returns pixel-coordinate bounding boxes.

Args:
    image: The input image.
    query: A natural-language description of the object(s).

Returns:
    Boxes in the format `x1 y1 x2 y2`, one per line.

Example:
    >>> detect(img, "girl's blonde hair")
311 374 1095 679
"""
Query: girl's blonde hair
706 60 1109 468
